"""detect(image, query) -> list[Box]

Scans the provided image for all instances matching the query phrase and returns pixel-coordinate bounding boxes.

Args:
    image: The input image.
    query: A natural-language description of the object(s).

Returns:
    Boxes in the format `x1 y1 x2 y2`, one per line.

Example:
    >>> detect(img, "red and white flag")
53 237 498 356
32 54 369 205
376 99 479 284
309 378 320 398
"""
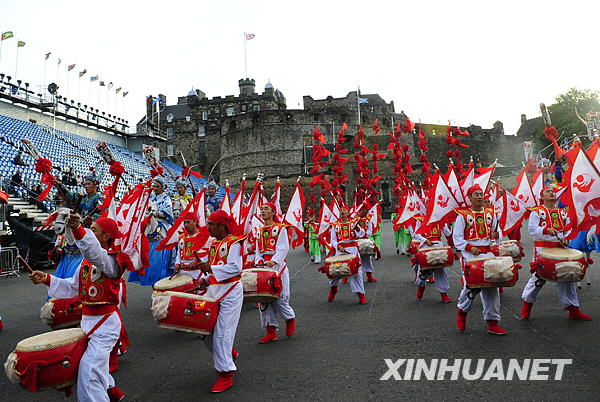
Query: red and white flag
562 146 600 235
444 164 466 207
271 181 283 221
460 163 475 206
220 186 232 215
393 190 420 230
156 199 197 251
115 183 152 271
499 188 527 235
283 180 306 248
530 168 544 206
331 197 341 221
366 202 380 231
510 169 536 209
418 171 461 232
195 188 207 227
231 178 245 224
317 199 337 235
242 181 262 235
473 162 496 193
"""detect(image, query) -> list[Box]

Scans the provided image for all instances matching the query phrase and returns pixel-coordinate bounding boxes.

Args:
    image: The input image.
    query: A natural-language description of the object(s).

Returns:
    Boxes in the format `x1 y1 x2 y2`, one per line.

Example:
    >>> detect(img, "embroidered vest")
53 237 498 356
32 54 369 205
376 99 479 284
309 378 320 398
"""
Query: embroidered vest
79 257 123 306
257 223 288 253
529 205 566 232
179 232 205 262
415 216 441 240
454 207 495 241
208 235 243 266
332 220 358 242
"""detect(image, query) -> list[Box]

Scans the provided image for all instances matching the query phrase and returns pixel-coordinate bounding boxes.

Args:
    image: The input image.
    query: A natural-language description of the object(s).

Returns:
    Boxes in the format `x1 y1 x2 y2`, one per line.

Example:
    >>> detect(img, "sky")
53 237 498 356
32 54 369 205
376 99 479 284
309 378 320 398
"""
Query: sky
0 0 598 137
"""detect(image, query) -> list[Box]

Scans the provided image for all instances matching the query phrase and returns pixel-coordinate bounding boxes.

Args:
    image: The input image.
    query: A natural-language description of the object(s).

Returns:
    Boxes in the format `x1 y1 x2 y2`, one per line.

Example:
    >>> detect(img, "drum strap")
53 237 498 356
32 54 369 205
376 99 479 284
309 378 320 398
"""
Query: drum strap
19 313 111 392
216 281 240 302
534 241 562 248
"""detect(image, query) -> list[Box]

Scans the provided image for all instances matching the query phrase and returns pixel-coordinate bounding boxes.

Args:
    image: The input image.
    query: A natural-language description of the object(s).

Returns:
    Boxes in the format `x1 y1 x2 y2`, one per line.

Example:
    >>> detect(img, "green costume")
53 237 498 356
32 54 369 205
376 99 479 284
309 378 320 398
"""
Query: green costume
304 222 321 262
391 212 412 253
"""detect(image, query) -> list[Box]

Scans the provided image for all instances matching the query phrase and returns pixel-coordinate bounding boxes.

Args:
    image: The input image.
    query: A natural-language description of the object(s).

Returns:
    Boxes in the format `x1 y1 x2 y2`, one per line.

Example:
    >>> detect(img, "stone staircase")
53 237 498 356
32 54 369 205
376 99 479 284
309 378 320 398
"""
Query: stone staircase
6 196 50 226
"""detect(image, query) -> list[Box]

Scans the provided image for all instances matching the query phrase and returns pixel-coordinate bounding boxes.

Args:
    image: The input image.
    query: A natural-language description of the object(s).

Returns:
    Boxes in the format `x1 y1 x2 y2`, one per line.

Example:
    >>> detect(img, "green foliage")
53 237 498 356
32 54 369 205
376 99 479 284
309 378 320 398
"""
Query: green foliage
533 88 600 152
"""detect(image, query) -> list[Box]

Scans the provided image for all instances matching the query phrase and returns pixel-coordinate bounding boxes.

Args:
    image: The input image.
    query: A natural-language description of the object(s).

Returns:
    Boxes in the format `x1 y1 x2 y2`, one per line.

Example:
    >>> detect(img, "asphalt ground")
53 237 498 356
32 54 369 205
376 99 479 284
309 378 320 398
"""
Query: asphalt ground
1 221 599 401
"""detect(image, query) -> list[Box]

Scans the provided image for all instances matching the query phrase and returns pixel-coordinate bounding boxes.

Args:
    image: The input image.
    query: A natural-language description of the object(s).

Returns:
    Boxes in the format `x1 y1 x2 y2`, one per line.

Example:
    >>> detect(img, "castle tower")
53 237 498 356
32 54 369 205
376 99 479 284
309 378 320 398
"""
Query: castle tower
239 78 256 96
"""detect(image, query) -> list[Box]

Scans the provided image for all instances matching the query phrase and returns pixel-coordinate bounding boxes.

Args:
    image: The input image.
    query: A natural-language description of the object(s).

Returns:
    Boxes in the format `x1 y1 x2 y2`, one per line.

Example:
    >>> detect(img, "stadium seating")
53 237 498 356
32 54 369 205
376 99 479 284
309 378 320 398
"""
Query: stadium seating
0 114 221 211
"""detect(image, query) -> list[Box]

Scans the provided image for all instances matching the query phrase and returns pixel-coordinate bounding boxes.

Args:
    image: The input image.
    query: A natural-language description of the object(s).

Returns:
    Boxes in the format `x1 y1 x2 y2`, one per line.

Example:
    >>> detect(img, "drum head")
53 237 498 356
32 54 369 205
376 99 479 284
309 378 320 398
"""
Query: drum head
15 328 85 352
326 254 356 263
154 274 194 290
161 291 216 303
243 268 278 274
540 248 583 260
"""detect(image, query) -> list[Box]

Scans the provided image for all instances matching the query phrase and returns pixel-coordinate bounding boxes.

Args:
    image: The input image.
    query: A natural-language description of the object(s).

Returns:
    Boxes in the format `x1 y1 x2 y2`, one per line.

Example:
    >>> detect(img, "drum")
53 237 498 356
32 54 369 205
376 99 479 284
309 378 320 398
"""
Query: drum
536 248 587 282
319 254 360 279
151 291 218 335
152 274 195 294
358 239 376 255
491 240 523 262
416 246 454 270
463 256 519 289
40 296 82 330
241 268 282 304
4 328 86 392
408 240 421 256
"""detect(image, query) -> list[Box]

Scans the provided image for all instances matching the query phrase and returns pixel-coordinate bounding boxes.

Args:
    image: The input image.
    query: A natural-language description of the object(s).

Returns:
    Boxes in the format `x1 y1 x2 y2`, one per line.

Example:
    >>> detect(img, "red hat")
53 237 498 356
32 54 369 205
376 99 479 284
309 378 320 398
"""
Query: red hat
540 186 555 198
262 202 280 222
181 211 199 223
466 184 483 198
208 210 241 236
95 217 120 239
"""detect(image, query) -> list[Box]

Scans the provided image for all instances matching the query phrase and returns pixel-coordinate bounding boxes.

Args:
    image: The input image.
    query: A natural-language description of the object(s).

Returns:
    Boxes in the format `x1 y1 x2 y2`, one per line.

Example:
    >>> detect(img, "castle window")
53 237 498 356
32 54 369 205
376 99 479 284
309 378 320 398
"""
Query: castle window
214 107 220 114
198 125 206 137
314 114 320 122
241 104 247 112
230 120 237 130
166 127 174 139
201 110 208 120
198 141 206 153
167 144 174 157
185 115 191 122
253 104 260 112
226 107 235 116
382 118 389 126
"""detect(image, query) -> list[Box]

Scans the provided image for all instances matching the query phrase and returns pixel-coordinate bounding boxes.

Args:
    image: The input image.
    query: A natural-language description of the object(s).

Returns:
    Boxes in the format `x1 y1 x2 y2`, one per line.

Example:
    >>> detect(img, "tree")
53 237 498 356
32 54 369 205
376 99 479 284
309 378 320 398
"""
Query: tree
533 88 600 153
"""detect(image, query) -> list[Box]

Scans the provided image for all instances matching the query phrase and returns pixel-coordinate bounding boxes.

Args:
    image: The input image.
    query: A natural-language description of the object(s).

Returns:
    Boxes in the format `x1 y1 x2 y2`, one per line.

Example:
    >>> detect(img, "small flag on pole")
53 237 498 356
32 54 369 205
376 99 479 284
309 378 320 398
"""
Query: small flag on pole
115 87 122 94
244 33 255 40
123 91 129 97
68 63 76 71
45 52 51 60
1 31 13 41
17 40 26 47
99 81 106 86
90 75 99 82
358 97 369 104
79 69 87 77
57 58 61 65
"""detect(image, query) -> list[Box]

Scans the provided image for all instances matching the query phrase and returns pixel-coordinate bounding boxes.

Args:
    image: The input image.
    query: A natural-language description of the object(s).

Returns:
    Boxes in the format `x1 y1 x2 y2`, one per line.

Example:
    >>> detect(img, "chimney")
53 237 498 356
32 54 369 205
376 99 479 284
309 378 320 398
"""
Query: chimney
521 114 527 124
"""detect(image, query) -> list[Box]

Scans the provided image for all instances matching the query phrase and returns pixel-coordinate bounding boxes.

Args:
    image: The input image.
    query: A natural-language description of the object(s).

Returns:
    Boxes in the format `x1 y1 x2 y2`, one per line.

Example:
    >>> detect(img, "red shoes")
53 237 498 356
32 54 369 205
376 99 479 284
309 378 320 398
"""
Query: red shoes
440 293 452 303
567 306 592 320
357 293 368 304
366 272 377 282
521 301 533 319
285 318 296 337
258 326 279 343
232 347 239 361
416 286 425 300
210 371 234 393
107 387 125 402
456 309 467 331
486 320 507 335
341 277 348 284
328 286 338 302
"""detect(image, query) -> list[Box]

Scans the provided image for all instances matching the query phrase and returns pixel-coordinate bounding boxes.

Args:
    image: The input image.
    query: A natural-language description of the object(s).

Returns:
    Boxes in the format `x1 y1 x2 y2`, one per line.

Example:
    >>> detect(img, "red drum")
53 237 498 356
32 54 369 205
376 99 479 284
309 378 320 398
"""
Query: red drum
408 240 421 256
535 248 587 282
463 256 519 289
319 254 360 279
358 239 376 255
152 274 195 294
4 328 86 392
241 268 282 304
151 291 218 335
416 246 454 270
491 240 523 262
40 297 82 330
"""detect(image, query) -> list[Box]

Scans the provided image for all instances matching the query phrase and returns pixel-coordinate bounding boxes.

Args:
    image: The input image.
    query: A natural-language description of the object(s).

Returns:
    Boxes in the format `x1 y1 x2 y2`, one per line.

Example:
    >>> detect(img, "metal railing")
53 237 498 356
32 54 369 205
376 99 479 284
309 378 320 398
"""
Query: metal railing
0 246 20 278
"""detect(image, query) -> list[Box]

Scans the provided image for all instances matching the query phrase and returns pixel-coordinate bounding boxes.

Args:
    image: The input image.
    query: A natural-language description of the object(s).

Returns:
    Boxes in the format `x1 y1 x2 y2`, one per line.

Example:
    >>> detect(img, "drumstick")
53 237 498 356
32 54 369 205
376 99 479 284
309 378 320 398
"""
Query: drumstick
17 255 34 274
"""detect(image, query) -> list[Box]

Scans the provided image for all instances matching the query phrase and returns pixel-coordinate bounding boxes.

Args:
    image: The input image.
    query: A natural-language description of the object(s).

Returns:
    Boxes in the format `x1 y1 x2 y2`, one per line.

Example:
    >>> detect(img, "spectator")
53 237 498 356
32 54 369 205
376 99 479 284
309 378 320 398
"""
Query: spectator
13 151 26 166
10 169 22 194
76 174 83 186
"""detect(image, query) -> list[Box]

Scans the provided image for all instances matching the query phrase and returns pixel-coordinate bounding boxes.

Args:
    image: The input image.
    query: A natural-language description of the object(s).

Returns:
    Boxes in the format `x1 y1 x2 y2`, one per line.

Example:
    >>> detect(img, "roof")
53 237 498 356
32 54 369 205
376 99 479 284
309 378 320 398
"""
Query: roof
160 104 192 121
516 116 542 139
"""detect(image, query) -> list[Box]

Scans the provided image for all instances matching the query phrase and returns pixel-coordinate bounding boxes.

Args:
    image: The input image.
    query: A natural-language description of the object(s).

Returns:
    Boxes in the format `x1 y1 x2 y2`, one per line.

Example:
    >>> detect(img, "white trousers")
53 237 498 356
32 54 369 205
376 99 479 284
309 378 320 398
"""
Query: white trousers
78 312 121 402
261 268 295 328
414 267 450 293
361 254 374 273
456 251 501 321
203 283 243 372
521 274 579 307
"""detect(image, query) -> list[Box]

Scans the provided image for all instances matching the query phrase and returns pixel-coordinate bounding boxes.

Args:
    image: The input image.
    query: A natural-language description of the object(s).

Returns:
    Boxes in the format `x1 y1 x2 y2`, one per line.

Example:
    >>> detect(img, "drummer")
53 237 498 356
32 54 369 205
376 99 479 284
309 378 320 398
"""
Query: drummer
29 215 129 402
195 210 244 393
410 215 452 303
327 206 368 304
54 172 103 227
173 212 208 281
254 203 296 343
357 206 377 283
453 185 507 335
520 187 592 321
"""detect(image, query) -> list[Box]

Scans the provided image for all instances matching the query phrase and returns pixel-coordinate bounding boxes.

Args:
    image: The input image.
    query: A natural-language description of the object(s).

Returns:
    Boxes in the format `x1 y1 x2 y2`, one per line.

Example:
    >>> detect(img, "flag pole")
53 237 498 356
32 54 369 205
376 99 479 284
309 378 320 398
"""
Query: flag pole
357 85 361 125
78 75 81 100
66 68 70 99
243 33 248 78
14 43 20 82
43 57 47 91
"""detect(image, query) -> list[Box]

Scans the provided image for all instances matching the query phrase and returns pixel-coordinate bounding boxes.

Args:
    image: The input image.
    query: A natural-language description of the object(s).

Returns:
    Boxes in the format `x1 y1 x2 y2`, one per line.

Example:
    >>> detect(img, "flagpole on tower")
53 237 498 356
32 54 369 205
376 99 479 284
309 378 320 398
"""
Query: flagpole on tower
357 85 361 125
243 33 248 78
14 42 20 82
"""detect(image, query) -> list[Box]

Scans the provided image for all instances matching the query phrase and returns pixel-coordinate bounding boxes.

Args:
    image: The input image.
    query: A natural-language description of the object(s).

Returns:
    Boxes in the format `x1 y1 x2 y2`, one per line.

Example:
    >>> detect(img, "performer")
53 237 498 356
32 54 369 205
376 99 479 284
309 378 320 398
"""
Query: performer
173 212 206 280
128 177 174 286
369 207 382 260
570 229 596 288
304 209 321 264
327 207 368 304
172 181 193 219
196 211 244 393
454 185 506 335
29 215 129 402
52 233 84 280
357 206 377 283
254 203 296 343
55 172 103 226
520 187 592 320
411 216 452 302
205 182 221 214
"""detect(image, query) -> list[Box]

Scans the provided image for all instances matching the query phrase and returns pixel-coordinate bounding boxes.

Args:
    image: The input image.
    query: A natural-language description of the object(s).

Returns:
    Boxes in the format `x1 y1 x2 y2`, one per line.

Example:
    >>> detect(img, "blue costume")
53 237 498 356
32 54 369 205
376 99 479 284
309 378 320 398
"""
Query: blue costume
128 191 174 286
